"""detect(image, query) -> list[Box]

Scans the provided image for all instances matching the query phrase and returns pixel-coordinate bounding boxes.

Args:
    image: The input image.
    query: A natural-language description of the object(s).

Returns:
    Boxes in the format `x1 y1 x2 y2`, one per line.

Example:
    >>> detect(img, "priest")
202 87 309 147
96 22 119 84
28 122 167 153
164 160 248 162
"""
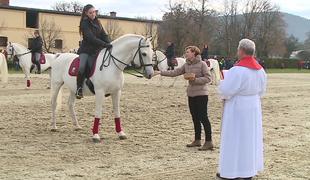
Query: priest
217 39 267 180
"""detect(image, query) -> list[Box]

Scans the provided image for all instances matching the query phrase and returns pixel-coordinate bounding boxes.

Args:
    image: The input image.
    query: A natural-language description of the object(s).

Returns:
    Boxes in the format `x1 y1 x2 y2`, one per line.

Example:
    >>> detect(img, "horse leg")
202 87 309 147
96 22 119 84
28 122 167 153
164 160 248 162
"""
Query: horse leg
26 72 31 88
51 82 62 131
158 75 163 87
47 69 51 89
170 76 178 87
112 90 127 140
20 65 30 89
92 89 104 142
68 91 81 130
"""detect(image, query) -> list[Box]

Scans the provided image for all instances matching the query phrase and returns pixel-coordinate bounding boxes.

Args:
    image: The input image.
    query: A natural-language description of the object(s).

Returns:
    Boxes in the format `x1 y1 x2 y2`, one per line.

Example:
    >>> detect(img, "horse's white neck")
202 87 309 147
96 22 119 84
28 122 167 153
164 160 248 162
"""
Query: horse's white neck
155 51 168 71
13 44 29 54
103 37 142 71
11 44 32 67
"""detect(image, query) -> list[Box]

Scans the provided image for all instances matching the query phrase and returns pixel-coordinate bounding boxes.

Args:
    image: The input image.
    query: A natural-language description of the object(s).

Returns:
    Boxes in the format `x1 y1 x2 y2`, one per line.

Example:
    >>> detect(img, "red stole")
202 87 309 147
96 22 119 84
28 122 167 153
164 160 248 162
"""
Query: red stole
235 56 262 70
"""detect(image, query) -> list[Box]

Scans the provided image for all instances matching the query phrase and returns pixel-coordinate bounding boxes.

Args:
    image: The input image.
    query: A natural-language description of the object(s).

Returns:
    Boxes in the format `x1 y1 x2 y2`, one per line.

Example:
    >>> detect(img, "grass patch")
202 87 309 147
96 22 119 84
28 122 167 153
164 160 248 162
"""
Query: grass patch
266 68 310 73
8 69 23 74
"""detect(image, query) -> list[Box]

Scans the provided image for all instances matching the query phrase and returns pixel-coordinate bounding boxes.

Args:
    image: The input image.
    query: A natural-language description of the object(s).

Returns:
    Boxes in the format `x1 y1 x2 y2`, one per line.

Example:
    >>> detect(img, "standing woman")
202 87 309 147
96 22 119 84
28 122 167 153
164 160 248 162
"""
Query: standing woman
154 46 214 151
76 4 112 99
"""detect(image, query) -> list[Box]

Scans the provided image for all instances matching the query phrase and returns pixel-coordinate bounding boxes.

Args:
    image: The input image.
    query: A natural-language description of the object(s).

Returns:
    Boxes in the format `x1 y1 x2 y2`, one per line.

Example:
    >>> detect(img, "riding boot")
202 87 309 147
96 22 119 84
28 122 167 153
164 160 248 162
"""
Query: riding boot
76 72 85 99
30 64 35 73
36 62 41 74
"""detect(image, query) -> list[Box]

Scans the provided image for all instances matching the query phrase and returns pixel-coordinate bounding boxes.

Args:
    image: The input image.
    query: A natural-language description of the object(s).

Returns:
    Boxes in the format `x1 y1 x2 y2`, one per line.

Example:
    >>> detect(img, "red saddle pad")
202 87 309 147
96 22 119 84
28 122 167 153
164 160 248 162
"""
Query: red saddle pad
68 57 97 77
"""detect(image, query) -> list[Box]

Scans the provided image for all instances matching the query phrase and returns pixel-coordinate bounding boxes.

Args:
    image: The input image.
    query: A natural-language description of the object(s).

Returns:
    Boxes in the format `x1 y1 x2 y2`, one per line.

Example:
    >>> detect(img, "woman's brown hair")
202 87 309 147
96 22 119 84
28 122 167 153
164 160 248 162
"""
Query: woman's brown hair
79 4 103 35
185 46 201 56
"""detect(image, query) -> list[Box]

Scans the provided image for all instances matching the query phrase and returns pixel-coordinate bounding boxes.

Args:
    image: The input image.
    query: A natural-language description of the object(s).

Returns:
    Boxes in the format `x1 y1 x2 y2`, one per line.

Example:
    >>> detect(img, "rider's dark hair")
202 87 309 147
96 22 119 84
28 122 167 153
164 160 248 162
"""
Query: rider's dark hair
79 4 103 35
34 30 40 36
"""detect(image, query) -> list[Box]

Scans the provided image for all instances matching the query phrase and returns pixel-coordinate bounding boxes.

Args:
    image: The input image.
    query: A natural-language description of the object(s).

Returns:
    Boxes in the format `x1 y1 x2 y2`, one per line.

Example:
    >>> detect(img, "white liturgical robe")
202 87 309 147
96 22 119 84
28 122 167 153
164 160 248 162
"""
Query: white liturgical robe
218 66 267 178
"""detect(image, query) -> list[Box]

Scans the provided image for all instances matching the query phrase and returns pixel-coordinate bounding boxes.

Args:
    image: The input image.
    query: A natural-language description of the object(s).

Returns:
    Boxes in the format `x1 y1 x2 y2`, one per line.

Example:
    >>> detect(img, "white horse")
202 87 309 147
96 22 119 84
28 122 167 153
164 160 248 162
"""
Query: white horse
6 43 57 88
153 50 186 87
205 58 222 85
51 34 154 142
153 50 222 86
0 53 8 84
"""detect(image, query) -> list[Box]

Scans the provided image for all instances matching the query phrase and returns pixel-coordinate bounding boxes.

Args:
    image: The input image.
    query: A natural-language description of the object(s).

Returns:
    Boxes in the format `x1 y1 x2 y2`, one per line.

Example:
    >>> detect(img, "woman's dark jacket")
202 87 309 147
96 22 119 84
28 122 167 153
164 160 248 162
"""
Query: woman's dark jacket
78 17 111 54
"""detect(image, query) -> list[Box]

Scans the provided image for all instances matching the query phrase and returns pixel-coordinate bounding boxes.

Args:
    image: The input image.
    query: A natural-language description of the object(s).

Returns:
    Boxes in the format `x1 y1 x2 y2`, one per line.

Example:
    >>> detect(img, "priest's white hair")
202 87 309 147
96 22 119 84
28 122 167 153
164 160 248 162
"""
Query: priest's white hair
238 39 256 55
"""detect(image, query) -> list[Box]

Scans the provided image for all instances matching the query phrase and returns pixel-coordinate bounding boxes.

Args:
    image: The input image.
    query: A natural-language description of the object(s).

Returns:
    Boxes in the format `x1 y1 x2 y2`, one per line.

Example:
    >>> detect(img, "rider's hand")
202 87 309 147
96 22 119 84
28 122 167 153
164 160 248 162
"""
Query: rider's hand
105 44 113 49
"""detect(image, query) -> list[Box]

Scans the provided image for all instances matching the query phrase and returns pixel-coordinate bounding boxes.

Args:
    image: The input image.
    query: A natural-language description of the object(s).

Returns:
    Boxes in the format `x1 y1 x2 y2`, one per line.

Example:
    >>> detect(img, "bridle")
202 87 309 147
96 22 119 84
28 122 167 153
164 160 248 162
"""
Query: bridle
7 44 31 57
152 49 167 67
99 38 153 77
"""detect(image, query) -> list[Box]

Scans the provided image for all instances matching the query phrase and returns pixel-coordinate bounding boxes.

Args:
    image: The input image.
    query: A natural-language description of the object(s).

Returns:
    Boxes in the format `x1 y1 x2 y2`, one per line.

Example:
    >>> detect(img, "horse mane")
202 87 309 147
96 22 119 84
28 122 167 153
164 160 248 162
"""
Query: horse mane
112 34 146 44
11 43 29 52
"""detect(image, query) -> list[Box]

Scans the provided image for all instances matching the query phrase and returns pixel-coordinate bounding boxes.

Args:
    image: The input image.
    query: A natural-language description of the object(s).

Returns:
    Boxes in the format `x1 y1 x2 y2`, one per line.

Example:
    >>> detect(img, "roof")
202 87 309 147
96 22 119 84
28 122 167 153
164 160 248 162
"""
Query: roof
0 5 161 24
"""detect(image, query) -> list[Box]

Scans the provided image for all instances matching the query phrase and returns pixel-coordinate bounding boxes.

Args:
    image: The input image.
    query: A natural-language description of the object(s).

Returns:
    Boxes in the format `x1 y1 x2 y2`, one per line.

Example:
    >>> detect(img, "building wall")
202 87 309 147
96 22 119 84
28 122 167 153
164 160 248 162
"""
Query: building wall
0 8 159 52
0 9 28 47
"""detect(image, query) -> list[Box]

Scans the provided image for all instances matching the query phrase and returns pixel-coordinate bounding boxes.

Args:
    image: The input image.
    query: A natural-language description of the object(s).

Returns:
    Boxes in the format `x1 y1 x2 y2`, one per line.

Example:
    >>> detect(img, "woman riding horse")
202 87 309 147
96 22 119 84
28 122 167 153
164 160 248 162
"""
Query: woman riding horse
76 4 112 99
165 41 176 70
29 30 43 74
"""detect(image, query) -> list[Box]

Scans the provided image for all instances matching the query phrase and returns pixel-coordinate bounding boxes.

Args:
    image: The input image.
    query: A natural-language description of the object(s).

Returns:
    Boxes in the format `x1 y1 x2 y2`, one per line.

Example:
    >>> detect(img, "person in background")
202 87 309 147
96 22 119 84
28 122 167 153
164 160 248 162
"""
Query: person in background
165 41 176 70
219 57 225 70
154 46 214 151
201 44 209 61
29 30 43 74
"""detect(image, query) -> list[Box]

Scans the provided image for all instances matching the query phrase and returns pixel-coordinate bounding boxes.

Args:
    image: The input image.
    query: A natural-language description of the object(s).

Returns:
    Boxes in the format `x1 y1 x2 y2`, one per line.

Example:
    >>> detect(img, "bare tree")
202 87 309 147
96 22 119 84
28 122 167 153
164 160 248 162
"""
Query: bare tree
52 1 83 13
40 19 62 53
159 0 286 57
217 0 241 57
250 1 286 57
216 0 286 57
304 32 310 50
159 1 191 55
105 20 122 41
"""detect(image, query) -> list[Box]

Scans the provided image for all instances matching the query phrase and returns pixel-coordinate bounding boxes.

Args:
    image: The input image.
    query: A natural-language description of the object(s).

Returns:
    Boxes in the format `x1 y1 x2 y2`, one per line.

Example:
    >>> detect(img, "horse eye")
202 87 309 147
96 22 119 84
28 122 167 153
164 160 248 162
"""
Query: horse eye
142 53 147 56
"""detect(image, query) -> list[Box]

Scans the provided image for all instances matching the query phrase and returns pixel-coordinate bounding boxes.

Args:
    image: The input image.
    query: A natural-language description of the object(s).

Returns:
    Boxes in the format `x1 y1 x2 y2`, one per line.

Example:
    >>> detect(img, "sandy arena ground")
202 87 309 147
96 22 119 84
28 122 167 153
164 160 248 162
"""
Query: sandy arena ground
0 73 309 180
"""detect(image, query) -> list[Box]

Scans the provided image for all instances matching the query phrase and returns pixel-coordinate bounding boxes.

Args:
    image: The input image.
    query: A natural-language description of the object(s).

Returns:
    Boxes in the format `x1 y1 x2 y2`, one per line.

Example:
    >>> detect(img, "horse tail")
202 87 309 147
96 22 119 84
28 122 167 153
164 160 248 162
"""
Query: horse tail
0 54 8 83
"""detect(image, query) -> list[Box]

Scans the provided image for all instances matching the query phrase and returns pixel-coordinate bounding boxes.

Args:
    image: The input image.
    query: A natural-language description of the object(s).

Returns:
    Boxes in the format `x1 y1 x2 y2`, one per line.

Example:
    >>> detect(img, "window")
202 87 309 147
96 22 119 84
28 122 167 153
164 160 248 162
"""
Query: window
54 39 63 49
26 11 38 28
28 38 34 49
0 36 8 46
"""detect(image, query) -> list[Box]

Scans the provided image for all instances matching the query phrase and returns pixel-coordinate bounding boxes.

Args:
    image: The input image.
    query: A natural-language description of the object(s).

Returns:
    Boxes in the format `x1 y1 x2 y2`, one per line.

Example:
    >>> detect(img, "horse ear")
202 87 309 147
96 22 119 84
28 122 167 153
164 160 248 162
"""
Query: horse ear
147 36 153 42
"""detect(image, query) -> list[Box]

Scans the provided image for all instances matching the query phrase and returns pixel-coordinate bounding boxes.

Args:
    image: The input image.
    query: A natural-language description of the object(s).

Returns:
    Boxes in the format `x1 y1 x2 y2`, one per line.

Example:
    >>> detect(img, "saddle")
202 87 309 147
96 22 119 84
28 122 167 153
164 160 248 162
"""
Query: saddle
68 55 98 78
171 58 178 66
205 60 211 67
68 54 99 95
31 53 46 64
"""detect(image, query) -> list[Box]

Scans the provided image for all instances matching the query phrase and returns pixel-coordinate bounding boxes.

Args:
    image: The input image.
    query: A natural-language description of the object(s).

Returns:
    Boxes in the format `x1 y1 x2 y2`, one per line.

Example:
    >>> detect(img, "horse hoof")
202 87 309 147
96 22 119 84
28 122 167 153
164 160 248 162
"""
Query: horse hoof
118 131 127 140
74 126 82 131
51 128 58 132
92 134 101 143
119 135 127 140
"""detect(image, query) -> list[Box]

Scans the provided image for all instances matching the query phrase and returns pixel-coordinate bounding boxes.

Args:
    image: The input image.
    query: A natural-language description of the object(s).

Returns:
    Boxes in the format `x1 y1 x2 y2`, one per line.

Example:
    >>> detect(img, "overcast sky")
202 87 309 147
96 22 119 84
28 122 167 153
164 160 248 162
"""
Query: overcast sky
10 0 310 20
